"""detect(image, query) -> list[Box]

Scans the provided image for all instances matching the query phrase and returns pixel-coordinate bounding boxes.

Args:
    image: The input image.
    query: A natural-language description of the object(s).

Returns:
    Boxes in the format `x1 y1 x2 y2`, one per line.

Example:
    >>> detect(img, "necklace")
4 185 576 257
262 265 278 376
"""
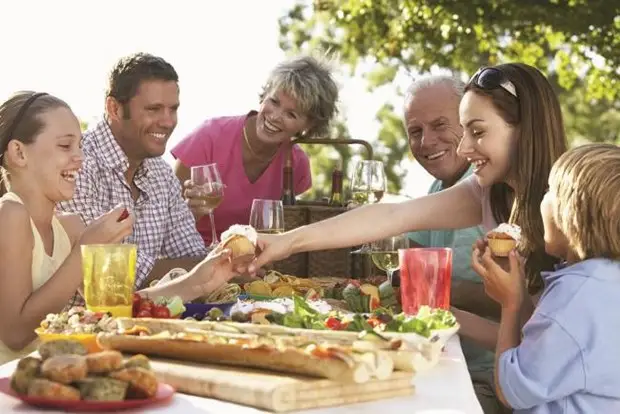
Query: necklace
243 123 278 163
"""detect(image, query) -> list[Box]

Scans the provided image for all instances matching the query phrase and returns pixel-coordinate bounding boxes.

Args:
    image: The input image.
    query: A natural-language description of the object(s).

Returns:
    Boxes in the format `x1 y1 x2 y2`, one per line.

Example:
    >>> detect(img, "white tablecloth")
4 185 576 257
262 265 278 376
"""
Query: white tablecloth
0 336 482 413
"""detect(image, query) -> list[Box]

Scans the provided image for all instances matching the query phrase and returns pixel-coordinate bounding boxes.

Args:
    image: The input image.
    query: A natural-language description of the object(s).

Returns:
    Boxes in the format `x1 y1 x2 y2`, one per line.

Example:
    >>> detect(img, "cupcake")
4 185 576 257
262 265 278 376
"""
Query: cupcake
486 223 521 257
220 224 258 265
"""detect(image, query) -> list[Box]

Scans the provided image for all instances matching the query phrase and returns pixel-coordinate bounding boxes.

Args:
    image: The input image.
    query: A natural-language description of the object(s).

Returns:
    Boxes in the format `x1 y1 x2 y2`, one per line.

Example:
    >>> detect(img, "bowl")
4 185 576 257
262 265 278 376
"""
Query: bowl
34 328 102 353
181 295 248 319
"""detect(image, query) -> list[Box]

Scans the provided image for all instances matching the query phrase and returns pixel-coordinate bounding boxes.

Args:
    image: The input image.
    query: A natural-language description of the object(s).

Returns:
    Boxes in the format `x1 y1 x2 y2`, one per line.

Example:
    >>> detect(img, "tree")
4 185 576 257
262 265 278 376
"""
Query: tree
281 0 619 100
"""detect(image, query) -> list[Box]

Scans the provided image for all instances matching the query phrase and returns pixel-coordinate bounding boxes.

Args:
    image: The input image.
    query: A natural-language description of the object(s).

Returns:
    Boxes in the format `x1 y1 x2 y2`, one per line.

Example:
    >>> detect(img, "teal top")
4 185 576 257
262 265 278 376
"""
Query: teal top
408 166 494 374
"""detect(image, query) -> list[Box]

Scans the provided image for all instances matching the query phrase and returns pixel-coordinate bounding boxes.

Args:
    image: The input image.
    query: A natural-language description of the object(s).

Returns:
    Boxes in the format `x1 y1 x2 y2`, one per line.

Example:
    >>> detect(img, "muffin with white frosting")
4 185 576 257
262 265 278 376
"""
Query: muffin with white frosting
220 224 258 265
486 223 521 257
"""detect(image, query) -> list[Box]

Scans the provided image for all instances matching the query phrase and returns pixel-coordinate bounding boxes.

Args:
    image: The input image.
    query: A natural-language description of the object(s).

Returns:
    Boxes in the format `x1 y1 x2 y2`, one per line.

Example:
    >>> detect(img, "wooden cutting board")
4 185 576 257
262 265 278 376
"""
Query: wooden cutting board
148 356 415 412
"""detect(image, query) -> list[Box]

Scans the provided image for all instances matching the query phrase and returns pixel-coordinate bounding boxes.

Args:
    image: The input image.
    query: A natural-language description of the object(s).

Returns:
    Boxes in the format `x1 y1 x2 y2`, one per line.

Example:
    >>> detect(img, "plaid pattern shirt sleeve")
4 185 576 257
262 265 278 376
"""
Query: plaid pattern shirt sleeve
160 167 208 259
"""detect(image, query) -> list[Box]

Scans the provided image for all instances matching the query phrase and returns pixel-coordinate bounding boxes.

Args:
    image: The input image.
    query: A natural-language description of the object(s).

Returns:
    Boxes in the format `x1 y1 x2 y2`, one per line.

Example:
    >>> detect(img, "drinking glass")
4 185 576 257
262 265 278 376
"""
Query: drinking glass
398 248 452 314
191 163 225 247
371 234 409 284
82 244 137 317
250 199 285 234
350 160 387 254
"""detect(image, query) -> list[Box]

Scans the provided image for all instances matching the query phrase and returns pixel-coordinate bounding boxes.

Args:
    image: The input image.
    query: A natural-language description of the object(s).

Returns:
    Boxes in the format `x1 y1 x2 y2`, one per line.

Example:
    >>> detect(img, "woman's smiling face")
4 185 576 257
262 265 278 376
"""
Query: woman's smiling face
457 91 516 187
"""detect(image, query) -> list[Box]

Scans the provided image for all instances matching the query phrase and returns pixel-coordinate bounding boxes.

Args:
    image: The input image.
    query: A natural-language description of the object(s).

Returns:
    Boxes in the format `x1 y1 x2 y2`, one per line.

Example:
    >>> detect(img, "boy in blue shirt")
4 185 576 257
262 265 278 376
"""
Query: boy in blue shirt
472 143 620 413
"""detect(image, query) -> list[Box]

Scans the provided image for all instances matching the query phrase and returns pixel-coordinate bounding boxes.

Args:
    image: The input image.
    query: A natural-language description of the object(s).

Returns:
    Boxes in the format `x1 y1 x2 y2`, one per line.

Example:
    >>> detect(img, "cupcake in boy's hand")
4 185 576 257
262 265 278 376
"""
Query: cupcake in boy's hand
220 225 258 265
486 223 521 257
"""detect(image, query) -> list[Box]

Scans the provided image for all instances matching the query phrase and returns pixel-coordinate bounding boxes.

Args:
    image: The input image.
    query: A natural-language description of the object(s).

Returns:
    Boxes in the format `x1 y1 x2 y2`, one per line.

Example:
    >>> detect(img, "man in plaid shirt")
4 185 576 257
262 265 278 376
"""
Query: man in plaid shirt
58 53 208 301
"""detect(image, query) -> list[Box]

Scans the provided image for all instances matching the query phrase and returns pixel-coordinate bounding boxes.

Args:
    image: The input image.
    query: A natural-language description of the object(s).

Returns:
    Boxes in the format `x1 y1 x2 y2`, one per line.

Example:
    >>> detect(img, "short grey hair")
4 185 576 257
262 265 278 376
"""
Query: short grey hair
260 55 339 139
404 74 465 108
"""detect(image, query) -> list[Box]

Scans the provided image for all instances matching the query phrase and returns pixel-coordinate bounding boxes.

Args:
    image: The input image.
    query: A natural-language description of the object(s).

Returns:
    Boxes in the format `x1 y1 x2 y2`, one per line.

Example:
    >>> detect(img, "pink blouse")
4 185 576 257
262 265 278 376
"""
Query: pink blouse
171 112 312 245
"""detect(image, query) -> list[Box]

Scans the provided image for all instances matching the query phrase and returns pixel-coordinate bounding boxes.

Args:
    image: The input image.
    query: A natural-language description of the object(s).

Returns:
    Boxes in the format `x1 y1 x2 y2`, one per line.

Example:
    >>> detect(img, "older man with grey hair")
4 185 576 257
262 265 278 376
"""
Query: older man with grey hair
403 74 510 414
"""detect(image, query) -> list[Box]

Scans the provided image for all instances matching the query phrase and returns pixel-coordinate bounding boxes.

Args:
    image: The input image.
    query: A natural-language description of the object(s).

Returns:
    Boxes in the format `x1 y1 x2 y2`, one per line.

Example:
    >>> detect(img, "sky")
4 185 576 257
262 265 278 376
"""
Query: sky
0 0 434 198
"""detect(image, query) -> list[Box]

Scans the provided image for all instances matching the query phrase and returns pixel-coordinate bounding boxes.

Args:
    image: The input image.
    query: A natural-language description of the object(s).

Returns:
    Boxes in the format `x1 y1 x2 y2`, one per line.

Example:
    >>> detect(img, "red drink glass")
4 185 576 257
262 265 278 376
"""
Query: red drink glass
398 248 452 314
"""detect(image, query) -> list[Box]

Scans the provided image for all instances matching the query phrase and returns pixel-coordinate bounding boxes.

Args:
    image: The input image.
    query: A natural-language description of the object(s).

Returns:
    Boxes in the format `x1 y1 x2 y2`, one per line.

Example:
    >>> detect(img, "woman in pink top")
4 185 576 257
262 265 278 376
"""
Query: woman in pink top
172 55 339 245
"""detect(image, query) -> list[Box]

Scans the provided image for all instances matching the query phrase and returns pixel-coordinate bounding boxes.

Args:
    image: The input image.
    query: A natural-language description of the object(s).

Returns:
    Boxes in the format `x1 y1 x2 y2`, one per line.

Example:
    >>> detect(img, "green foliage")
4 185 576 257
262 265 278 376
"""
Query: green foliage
281 0 619 100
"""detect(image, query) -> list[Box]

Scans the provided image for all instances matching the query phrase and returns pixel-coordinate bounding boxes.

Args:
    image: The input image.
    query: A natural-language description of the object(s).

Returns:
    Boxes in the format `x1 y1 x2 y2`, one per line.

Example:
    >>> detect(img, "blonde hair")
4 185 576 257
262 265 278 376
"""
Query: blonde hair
549 143 620 260
259 54 339 139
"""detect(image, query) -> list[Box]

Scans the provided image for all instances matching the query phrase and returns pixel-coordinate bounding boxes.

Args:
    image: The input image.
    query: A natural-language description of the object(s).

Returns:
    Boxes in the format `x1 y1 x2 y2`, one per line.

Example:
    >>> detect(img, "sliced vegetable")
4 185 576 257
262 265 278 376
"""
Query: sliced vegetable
360 284 380 301
369 296 381 311
378 281 395 300
165 296 186 317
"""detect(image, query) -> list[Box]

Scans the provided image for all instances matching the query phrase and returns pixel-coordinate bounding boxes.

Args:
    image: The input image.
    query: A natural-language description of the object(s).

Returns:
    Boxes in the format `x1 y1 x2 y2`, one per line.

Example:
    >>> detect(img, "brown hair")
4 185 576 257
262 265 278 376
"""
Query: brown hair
465 63 568 293
0 91 71 194
550 143 620 261
106 53 178 119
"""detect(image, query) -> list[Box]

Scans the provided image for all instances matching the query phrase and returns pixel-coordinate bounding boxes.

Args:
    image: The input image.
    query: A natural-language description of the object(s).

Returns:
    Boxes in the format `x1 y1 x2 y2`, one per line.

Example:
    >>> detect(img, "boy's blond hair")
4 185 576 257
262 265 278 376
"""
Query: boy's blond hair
549 143 620 260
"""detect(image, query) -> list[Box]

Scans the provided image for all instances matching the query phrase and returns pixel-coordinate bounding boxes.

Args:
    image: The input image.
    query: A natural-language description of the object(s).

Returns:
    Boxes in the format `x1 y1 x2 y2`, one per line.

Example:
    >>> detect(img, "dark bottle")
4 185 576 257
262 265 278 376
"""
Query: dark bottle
329 159 343 206
281 157 295 205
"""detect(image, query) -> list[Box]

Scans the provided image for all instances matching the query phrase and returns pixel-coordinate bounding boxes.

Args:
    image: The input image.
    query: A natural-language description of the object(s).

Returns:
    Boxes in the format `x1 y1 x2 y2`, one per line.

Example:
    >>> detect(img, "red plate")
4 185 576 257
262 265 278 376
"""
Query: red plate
0 377 175 412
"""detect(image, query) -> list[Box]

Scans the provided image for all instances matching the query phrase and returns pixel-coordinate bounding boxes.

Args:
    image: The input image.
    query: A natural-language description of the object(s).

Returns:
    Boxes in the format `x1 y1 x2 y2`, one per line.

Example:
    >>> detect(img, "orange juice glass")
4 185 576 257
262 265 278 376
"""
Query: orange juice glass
81 244 137 317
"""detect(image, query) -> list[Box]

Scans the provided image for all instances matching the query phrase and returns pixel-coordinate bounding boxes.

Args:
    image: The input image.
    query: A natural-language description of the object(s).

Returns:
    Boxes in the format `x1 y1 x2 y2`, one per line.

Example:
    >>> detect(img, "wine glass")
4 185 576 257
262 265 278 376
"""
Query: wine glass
249 199 285 234
190 163 225 248
371 234 409 284
350 160 387 254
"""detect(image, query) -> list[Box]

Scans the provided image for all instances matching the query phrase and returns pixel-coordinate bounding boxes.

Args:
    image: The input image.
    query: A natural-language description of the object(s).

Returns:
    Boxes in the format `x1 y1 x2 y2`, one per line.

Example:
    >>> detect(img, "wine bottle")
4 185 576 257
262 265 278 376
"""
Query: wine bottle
329 159 343 206
281 157 295 205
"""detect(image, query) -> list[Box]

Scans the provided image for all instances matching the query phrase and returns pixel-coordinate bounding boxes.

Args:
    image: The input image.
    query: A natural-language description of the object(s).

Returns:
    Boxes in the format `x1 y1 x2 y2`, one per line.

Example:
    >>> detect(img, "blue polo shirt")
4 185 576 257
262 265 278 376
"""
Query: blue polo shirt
499 258 620 413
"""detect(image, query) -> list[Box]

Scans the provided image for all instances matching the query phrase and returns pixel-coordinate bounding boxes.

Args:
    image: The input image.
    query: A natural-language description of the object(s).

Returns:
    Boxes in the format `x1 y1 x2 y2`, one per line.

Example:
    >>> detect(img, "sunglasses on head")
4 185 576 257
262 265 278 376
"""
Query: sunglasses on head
469 67 518 98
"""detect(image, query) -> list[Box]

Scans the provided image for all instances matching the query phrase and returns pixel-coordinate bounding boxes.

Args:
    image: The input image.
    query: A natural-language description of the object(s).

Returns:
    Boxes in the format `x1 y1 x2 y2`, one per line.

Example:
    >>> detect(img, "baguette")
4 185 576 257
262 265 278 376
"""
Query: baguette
97 331 382 383
113 317 437 373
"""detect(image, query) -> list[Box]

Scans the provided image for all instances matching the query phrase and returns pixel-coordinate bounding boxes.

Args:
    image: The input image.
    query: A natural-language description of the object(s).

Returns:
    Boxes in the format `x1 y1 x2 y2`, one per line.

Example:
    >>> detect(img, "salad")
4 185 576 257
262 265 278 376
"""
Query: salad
220 296 457 339
39 307 117 334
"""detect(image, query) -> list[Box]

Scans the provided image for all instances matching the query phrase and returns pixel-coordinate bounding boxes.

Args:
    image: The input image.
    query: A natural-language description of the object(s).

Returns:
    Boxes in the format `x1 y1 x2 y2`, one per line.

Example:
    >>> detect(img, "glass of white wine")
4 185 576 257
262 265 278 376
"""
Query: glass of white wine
371 234 409 284
350 160 387 254
249 199 285 234
190 163 225 247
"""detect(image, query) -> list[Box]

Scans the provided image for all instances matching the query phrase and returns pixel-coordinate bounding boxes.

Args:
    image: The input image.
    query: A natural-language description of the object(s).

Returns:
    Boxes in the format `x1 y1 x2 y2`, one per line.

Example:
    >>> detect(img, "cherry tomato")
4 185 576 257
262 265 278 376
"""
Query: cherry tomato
139 300 153 313
325 317 346 330
136 309 152 318
152 305 171 319
132 293 142 314
117 208 130 222
366 317 382 328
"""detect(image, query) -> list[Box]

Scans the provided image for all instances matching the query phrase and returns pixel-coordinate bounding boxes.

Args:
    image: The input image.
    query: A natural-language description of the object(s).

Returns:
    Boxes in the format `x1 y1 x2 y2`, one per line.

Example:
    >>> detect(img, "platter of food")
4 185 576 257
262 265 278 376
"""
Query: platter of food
109 295 459 373
1 339 174 411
